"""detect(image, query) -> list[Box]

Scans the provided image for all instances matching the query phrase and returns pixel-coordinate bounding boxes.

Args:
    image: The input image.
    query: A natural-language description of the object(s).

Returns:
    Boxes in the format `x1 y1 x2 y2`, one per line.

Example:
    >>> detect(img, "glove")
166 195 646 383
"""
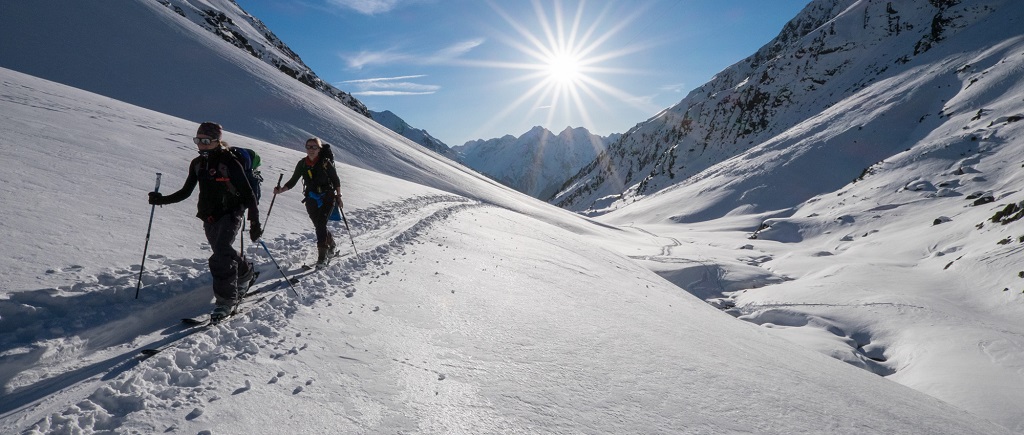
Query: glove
273 186 286 195
249 221 263 242
334 194 343 209
148 192 164 205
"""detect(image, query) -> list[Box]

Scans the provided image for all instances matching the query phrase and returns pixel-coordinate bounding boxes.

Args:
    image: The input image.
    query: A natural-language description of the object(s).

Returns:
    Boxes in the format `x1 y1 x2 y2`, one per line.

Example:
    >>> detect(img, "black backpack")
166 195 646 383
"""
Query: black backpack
321 143 335 163
230 147 264 204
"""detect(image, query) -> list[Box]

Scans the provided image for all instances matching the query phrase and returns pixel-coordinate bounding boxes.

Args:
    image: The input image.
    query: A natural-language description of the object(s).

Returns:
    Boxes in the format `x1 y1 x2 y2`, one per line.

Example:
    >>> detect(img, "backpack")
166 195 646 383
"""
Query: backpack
321 143 335 163
230 147 264 204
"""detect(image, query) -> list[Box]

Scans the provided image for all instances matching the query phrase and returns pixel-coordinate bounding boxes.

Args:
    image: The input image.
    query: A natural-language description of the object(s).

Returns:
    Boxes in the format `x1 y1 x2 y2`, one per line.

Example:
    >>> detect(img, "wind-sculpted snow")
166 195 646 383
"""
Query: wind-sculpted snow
553 0 1022 215
3 2 1024 431
1 194 478 433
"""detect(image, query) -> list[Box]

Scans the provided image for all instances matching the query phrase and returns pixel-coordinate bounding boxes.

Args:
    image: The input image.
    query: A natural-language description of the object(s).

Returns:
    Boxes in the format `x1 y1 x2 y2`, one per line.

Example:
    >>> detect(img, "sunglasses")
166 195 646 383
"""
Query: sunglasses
305 145 320 150
193 137 218 145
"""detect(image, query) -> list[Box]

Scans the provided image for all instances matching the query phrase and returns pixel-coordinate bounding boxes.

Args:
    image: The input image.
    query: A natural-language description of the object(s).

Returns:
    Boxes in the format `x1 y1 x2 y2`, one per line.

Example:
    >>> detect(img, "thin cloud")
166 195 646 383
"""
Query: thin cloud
339 75 440 96
339 75 427 84
354 90 436 96
342 39 486 69
344 50 412 70
660 83 688 93
433 38 485 61
326 0 401 15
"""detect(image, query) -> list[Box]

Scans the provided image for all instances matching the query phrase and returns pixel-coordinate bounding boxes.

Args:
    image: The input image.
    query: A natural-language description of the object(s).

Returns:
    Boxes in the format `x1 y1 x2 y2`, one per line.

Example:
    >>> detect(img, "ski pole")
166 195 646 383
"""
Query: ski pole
263 174 284 231
242 174 282 256
258 239 302 299
338 205 360 260
135 173 162 299
242 174 281 255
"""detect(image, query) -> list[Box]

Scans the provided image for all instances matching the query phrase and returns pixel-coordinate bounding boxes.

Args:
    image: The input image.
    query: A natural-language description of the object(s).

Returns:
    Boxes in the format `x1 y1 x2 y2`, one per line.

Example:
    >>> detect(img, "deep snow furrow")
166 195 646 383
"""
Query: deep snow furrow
9 194 485 434
269 196 486 302
258 194 474 269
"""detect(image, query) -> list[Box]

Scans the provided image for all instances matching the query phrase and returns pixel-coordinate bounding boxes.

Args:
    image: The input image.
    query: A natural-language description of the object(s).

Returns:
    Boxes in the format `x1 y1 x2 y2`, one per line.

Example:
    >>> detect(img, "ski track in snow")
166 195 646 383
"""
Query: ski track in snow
0 193 481 433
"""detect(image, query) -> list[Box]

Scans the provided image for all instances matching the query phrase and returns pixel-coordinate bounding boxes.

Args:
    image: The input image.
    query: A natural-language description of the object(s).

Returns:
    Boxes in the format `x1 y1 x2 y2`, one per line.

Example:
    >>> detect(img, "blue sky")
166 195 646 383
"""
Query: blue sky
235 0 810 146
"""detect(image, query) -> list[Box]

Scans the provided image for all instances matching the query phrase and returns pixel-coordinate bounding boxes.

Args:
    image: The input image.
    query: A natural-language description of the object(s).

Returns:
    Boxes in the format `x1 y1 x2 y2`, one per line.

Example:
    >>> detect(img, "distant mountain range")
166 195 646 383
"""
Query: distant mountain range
365 111 618 201
454 126 618 199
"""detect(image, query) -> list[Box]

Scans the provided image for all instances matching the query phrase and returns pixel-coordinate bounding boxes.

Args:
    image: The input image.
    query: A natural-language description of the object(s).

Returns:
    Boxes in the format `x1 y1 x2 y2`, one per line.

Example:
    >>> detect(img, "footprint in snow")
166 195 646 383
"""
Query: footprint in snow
45 265 85 274
232 379 252 395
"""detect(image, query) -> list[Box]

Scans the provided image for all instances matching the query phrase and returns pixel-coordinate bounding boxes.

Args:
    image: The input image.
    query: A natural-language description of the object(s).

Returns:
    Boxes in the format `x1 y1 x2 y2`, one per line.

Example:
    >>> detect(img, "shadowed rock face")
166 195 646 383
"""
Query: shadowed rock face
552 0 999 215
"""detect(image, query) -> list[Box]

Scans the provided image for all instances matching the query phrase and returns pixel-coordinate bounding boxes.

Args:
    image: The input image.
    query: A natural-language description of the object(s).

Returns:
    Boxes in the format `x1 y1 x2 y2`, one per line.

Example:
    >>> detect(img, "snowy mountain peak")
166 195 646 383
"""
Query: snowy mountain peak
454 126 616 199
552 0 1016 216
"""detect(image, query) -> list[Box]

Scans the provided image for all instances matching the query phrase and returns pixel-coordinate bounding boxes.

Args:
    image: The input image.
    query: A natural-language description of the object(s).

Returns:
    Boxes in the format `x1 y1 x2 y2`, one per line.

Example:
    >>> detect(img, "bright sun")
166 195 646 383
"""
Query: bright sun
473 0 655 141
545 53 583 85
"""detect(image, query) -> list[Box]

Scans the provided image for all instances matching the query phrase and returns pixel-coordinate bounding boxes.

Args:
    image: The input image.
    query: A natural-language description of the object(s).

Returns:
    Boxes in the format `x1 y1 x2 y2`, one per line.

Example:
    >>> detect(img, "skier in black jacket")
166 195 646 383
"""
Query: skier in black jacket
273 137 343 269
149 122 262 322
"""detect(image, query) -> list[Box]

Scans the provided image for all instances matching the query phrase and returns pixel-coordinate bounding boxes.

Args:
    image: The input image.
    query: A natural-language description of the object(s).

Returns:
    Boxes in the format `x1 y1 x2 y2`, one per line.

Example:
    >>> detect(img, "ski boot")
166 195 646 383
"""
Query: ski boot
237 262 259 297
210 304 232 324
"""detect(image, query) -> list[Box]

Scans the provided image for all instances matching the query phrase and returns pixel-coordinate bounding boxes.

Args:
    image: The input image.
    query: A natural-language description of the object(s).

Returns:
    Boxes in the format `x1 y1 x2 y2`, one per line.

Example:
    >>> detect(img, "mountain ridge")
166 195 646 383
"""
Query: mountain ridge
370 109 458 160
155 0 370 117
454 126 617 199
552 0 1011 217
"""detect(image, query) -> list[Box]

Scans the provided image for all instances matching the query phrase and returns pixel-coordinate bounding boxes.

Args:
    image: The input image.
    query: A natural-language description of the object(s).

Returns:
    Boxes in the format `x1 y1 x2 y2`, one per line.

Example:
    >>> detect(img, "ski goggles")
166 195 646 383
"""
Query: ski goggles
193 137 219 145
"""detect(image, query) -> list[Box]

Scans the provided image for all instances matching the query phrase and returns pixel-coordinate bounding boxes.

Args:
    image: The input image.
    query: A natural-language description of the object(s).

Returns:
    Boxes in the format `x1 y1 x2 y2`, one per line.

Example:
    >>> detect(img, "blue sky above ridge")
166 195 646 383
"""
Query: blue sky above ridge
236 0 809 145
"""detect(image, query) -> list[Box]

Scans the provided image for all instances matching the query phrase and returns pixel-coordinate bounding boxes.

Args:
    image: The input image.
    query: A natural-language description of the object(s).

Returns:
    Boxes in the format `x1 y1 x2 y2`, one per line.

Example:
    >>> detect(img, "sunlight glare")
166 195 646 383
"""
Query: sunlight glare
470 0 659 155
546 52 583 84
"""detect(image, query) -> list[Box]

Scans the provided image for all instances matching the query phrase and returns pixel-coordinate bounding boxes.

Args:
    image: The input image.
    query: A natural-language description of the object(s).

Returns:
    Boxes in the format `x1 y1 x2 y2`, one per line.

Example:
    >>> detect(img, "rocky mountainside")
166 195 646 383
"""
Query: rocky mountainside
370 110 457 160
455 126 617 199
156 0 370 117
553 0 1009 215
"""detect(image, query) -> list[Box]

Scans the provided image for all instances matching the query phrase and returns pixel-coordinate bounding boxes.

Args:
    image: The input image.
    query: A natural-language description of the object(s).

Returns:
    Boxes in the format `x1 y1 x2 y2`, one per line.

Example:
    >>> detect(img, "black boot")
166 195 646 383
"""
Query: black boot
326 241 339 259
315 246 328 270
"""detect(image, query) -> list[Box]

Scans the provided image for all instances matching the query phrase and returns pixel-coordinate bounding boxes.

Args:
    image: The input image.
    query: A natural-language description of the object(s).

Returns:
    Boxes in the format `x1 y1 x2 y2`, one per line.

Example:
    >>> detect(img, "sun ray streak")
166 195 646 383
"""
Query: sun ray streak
474 0 657 148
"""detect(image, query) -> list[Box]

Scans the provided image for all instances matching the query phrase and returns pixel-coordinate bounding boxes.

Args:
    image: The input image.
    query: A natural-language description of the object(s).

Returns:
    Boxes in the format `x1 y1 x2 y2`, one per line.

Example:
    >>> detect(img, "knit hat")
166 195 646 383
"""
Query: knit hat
196 122 222 139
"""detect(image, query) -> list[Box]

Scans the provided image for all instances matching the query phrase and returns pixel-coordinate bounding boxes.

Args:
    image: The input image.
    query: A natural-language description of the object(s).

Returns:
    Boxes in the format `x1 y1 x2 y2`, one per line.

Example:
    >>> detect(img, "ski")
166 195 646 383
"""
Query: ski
138 295 267 357
138 323 208 357
138 271 265 357
179 293 267 326
176 272 267 326
300 249 346 271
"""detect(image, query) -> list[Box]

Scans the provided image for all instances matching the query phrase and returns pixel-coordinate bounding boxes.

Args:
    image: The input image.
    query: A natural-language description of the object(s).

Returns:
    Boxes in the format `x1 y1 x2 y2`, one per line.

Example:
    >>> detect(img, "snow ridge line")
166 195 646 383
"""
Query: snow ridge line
7 194 484 433
280 196 485 301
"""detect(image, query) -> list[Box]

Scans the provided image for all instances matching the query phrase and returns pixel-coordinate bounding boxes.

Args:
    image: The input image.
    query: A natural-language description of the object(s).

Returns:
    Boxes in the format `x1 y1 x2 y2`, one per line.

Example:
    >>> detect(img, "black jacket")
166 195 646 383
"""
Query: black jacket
159 147 259 222
283 154 340 195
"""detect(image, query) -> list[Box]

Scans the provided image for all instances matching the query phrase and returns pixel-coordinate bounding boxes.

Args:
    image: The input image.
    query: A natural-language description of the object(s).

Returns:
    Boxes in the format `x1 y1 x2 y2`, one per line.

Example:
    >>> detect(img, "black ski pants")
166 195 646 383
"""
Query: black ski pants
304 195 336 249
203 209 251 305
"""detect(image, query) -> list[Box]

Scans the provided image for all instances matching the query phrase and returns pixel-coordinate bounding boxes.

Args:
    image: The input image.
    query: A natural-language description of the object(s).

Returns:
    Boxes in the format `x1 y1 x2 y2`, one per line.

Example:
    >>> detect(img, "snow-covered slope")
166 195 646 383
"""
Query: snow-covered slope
0 65 1011 435
0 0 497 208
2 0 1023 432
455 126 614 199
370 109 457 160
152 0 370 118
554 0 1020 216
585 0 1024 429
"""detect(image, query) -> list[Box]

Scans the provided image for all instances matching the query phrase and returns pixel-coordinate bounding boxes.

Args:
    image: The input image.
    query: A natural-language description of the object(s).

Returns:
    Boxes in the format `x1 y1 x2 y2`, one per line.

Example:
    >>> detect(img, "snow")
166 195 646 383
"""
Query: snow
1 0 1023 433
454 126 612 199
